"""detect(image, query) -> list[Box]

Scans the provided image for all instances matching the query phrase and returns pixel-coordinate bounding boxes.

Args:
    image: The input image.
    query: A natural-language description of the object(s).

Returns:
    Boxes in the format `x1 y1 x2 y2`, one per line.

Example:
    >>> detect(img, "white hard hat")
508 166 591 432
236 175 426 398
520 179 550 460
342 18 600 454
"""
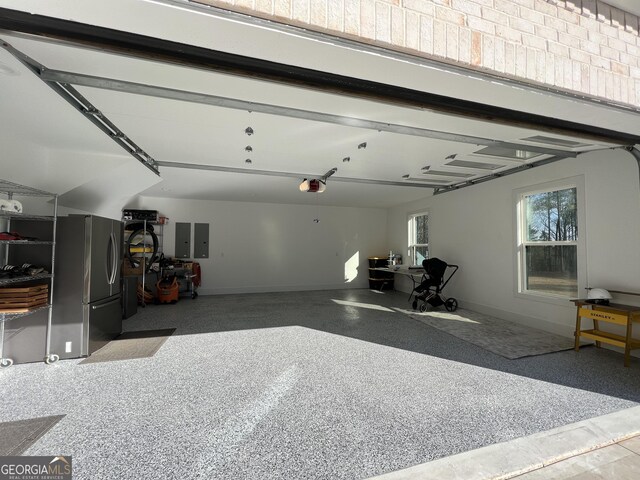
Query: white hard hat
587 288 612 304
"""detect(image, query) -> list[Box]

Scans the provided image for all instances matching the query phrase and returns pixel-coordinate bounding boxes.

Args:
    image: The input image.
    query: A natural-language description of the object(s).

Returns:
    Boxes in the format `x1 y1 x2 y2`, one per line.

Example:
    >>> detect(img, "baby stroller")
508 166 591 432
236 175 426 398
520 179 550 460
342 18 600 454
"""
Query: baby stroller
411 258 459 312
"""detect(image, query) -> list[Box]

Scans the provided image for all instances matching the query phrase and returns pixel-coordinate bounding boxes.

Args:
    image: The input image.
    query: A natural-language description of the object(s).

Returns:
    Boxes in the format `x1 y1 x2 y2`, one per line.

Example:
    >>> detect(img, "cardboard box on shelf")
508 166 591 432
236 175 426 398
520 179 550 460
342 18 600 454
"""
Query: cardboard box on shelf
122 259 143 276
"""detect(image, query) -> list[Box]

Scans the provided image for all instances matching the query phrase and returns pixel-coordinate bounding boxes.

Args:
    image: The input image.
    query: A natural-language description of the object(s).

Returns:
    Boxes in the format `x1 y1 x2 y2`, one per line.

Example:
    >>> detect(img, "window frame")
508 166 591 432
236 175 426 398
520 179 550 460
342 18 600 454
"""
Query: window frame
407 211 429 267
513 176 586 304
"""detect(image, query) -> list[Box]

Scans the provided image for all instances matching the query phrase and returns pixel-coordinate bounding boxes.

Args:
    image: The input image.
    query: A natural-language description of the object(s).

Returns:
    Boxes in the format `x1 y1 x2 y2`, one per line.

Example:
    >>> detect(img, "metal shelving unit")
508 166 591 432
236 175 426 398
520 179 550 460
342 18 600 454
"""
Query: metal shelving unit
0 179 59 368
0 240 55 245
0 273 53 286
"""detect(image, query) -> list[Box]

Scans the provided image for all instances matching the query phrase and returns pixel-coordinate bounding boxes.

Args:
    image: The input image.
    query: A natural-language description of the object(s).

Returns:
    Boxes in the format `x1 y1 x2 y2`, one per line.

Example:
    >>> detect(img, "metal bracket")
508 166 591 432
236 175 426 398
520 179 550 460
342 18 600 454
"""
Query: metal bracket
625 146 640 190
321 168 338 183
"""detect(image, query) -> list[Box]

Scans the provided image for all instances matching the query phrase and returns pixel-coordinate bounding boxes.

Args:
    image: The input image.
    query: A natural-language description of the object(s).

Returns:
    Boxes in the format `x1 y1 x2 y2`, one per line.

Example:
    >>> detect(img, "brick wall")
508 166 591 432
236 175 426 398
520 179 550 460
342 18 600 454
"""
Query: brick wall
192 0 640 107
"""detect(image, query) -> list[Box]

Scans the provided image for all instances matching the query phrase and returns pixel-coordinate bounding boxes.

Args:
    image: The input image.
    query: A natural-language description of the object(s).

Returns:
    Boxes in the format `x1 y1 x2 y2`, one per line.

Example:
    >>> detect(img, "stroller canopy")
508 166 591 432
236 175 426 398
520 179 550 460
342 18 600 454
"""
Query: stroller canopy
423 257 448 281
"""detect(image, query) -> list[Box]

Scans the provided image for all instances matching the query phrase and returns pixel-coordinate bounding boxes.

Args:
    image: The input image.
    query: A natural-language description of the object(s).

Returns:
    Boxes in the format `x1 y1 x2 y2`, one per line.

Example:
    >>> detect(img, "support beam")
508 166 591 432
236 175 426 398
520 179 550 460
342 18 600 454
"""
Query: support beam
157 161 442 188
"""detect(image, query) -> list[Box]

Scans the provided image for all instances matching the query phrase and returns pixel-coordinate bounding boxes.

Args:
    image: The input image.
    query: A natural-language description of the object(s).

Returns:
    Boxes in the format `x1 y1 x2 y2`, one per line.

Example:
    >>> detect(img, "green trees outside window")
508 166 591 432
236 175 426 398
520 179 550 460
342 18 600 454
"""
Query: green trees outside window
522 187 578 297
408 213 429 266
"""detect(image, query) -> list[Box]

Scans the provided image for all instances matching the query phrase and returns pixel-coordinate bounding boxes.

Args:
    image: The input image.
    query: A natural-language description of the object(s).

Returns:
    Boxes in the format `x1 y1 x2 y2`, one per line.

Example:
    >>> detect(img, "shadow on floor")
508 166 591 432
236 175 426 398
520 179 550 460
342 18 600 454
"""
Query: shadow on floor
128 288 640 403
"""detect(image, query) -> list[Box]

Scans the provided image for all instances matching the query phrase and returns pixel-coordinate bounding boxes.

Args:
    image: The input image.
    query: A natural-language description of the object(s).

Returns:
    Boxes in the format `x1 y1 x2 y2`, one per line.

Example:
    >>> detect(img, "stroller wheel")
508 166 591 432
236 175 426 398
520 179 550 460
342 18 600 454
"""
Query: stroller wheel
419 303 427 313
445 298 458 312
412 300 418 310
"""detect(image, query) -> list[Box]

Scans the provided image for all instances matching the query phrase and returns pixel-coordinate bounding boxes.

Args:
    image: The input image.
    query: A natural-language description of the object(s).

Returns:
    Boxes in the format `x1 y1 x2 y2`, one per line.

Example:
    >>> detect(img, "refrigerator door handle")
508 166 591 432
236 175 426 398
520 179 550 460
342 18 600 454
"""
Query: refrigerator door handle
109 232 118 285
106 233 113 285
113 231 120 284
92 298 121 310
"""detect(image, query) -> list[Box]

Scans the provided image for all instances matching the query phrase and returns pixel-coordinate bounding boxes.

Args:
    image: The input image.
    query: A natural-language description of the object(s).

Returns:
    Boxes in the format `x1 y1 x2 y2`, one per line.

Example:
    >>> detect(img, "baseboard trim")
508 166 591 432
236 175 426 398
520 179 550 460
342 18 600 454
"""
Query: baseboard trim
197 282 368 296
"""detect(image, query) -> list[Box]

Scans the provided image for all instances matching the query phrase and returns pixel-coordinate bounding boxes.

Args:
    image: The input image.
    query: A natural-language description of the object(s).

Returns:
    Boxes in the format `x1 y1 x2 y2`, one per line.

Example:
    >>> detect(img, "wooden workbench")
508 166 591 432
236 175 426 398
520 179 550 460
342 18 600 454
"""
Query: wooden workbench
572 299 640 367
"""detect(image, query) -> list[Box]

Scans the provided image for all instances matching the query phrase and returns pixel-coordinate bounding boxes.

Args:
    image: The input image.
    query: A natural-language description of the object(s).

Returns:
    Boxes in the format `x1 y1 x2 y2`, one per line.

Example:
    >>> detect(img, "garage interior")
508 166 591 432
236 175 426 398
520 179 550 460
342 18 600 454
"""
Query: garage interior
1 1 640 479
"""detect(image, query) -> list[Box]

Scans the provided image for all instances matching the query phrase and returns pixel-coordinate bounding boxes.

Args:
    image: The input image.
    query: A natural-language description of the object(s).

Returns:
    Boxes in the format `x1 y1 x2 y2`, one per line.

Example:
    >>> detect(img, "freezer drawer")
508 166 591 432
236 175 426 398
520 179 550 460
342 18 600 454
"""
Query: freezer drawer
83 295 122 355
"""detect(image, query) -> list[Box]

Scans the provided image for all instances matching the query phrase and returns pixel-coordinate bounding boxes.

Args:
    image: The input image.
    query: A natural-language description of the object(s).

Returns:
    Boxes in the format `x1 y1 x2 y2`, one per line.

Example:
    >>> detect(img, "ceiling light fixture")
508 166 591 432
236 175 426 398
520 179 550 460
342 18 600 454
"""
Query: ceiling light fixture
401 176 451 184
245 145 253 152
422 170 474 178
343 157 350 162
446 159 505 170
474 146 540 160
299 168 337 193
245 159 252 164
358 142 367 149
522 135 589 148
245 127 254 135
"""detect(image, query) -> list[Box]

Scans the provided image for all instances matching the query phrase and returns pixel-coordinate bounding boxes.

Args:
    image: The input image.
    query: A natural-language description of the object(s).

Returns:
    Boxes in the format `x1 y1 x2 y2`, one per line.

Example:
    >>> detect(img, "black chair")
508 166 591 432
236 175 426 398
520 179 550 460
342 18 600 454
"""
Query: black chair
411 258 459 312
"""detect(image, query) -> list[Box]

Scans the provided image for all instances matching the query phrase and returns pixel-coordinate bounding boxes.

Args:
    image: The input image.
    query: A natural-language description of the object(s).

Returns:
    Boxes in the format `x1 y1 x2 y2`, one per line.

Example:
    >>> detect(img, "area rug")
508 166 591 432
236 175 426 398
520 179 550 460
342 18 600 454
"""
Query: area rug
0 415 65 455
404 308 578 359
79 328 176 364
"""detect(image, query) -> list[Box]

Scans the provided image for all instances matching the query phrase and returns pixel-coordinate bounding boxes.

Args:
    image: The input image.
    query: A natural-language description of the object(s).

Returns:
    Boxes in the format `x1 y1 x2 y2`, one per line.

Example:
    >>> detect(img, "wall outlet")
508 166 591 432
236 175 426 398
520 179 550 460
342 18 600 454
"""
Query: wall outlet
65 341 72 353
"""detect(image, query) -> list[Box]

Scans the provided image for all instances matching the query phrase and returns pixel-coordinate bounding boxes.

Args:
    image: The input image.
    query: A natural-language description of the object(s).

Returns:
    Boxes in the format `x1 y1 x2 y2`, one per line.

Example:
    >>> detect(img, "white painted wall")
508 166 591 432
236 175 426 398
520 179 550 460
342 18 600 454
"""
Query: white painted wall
128 196 388 294
0 132 88 217
1 131 48 202
388 148 640 339
1 130 160 219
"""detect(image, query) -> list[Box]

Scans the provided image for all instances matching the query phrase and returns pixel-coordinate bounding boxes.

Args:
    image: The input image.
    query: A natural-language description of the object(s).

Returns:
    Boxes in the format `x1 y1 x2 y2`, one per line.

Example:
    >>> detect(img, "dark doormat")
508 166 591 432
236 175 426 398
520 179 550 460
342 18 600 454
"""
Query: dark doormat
0 415 65 456
79 328 176 364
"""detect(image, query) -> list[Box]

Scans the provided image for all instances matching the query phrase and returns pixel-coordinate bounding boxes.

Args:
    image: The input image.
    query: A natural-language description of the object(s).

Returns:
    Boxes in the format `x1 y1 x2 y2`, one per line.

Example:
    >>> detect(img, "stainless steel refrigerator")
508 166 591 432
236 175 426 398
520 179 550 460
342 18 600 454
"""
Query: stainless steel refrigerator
52 215 122 358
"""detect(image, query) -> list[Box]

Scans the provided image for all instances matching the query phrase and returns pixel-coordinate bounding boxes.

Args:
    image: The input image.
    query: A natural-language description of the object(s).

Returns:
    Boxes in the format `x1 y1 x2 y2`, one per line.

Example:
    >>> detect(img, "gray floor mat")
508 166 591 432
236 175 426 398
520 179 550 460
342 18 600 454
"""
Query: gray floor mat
79 328 176 364
0 415 65 456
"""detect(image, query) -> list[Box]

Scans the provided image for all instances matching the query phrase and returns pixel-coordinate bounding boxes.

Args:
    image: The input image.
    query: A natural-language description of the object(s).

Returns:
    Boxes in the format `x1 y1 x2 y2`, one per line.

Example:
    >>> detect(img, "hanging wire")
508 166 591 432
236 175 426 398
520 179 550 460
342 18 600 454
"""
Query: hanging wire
313 190 320 223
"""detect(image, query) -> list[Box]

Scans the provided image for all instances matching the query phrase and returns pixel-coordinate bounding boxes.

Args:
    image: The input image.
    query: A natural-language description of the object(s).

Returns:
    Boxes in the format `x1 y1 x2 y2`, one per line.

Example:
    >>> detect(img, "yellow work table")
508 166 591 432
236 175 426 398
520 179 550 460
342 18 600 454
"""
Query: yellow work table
572 299 640 367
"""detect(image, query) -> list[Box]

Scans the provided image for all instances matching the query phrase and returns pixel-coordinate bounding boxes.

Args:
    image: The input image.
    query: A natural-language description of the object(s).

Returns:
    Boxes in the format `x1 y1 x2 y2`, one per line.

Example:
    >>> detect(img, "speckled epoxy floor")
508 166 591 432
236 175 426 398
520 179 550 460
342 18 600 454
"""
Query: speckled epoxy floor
1 289 639 480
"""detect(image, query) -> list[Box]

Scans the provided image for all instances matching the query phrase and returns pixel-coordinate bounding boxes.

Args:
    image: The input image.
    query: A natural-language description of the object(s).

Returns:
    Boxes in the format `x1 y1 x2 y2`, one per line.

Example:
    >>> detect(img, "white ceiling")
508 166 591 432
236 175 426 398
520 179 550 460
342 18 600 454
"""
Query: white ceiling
605 0 640 17
0 0 637 209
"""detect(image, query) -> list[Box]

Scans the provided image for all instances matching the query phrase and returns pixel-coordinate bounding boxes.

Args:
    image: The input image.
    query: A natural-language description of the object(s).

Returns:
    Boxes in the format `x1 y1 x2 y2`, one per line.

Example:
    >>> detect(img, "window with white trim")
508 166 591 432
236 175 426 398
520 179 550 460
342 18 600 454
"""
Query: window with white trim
408 212 428 266
517 186 578 297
